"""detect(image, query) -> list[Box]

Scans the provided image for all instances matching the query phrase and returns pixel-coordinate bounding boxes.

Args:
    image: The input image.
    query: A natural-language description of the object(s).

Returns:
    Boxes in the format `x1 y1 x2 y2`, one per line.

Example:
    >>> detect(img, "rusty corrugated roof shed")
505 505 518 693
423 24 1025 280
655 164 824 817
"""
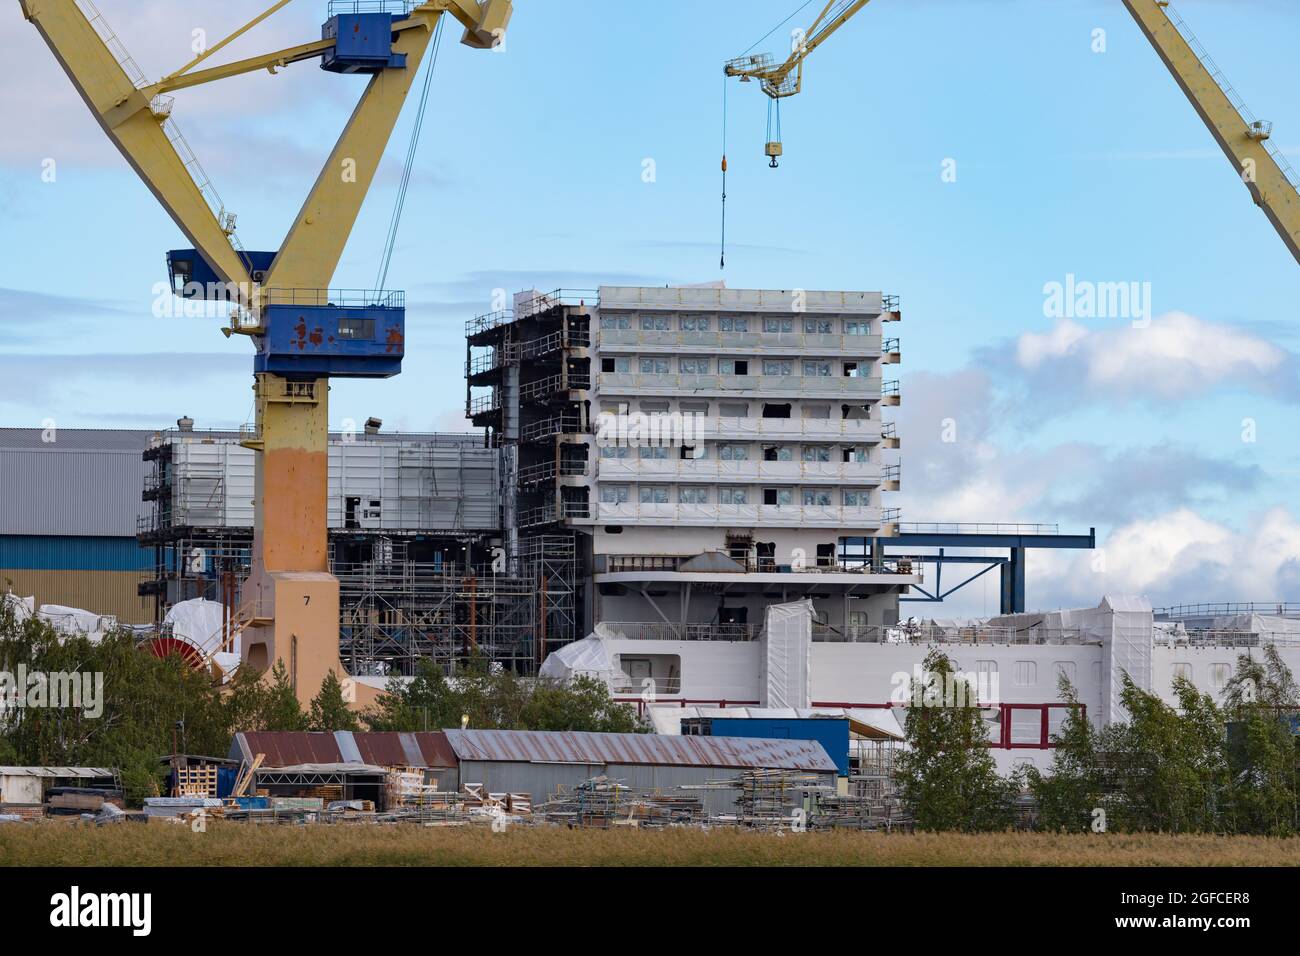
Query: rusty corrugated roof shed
353 732 457 769
443 730 836 772
231 732 456 769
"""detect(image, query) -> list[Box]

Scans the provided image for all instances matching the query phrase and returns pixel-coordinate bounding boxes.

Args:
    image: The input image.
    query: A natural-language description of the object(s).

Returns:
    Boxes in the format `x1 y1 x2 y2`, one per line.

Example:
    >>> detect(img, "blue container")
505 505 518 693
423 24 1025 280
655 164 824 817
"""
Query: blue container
321 13 407 74
702 718 851 776
256 301 405 379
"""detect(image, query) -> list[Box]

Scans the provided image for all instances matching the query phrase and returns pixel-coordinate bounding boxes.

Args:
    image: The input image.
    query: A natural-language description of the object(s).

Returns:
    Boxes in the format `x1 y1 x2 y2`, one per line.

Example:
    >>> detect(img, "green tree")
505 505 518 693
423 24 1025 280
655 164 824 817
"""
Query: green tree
894 649 1018 831
0 605 231 803
522 676 643 733
1099 674 1228 833
258 660 306 732
366 659 461 732
1025 675 1103 832
363 659 645 734
1221 646 1299 835
307 670 360 732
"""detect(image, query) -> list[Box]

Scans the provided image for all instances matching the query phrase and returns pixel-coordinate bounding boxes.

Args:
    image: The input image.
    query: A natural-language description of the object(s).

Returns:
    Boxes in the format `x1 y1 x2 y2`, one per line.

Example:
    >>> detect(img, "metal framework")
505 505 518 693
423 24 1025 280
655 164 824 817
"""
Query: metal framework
336 544 539 677
842 526 1097 614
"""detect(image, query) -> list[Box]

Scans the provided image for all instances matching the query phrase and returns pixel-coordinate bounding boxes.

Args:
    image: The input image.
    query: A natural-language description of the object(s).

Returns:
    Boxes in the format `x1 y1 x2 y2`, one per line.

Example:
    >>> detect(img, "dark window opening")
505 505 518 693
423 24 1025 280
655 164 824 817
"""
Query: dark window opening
338 318 376 341
719 607 749 626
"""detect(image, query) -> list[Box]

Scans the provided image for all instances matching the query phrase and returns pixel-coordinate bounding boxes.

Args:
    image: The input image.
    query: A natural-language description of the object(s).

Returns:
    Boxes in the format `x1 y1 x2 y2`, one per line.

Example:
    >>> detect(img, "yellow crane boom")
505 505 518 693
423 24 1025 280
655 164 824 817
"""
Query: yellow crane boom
1122 0 1300 265
725 0 1300 265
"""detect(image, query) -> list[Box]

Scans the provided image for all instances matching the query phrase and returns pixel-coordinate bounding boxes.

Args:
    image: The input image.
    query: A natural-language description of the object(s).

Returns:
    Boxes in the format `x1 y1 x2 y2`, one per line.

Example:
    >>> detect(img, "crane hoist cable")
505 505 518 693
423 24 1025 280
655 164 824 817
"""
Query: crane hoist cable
720 78 728 270
376 14 446 292
766 97 782 168
739 0 818 58
720 0 819 267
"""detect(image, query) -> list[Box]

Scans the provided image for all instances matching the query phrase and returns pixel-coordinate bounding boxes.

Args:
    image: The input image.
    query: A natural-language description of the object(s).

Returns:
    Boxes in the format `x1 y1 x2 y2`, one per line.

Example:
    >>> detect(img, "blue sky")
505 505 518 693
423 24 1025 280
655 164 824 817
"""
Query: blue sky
2 0 1298 613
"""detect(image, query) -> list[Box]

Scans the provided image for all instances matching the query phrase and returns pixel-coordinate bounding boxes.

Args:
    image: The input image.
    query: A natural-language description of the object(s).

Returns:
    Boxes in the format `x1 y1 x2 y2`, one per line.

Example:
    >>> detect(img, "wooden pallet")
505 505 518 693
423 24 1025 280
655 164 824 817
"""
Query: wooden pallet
175 766 219 797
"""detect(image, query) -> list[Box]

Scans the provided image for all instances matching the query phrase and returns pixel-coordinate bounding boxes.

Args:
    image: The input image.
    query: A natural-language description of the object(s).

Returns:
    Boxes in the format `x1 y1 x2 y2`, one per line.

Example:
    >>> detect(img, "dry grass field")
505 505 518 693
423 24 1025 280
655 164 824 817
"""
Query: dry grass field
1 822 1298 867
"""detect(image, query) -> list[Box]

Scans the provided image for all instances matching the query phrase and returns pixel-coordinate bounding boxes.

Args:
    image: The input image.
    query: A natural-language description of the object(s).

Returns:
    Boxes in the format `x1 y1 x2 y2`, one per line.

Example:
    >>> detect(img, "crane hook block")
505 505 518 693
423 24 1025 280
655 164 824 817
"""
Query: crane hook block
321 13 408 74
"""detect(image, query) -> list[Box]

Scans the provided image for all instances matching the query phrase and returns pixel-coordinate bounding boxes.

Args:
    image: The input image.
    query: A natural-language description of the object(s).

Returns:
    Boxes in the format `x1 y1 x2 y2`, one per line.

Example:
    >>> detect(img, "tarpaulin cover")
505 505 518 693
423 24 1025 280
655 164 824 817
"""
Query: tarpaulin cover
36 605 116 642
538 628 620 684
163 598 227 657
1211 613 1300 638
1 594 33 623
761 600 813 708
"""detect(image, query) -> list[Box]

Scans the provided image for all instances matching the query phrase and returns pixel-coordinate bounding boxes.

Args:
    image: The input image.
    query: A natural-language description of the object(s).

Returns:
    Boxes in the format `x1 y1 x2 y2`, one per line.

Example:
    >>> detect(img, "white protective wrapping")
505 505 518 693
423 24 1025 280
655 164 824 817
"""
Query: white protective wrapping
36 605 117 642
1099 595 1153 725
163 598 228 658
538 628 620 685
1211 613 1300 639
761 600 813 708
2 594 34 623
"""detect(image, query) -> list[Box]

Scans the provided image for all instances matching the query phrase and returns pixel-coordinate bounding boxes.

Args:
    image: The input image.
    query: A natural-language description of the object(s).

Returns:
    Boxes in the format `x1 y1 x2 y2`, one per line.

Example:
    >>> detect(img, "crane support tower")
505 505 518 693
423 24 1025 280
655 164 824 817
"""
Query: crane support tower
20 0 513 705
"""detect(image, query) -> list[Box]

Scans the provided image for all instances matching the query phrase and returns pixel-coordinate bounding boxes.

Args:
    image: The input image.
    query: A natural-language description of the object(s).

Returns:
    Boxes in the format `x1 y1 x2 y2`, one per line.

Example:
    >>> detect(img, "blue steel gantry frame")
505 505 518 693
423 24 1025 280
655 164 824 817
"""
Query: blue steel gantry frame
843 524 1097 615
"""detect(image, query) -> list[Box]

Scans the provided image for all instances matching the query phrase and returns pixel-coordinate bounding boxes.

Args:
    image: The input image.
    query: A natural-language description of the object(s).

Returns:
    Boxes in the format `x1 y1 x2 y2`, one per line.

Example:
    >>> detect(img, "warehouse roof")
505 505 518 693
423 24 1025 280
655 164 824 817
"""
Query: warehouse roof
0 767 115 778
0 429 153 451
229 731 458 769
443 729 838 772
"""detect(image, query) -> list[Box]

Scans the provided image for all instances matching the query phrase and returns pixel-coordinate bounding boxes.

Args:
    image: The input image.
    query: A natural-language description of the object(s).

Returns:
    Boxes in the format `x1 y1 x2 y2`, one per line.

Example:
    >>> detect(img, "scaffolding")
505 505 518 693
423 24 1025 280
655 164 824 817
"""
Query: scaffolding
135 428 582 676
522 533 581 667
337 543 540 677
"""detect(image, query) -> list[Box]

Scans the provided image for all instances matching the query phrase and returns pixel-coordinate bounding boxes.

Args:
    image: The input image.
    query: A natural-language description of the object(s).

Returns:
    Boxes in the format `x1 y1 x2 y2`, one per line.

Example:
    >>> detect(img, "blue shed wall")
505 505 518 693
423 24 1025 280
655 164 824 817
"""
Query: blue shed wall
707 719 852 776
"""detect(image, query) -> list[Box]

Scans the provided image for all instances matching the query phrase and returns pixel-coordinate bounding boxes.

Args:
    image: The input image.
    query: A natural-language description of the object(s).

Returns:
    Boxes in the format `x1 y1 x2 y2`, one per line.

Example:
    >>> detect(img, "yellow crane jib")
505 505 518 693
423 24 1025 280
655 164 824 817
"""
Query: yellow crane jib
725 0 873 166
20 0 513 705
1121 0 1300 266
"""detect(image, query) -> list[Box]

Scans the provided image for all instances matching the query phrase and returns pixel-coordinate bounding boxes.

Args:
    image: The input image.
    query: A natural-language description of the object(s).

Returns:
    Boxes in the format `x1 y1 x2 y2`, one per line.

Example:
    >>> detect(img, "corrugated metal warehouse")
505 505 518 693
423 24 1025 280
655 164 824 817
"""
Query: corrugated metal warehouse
2 426 505 634
154 432 500 533
227 729 838 814
444 729 838 815
0 429 153 623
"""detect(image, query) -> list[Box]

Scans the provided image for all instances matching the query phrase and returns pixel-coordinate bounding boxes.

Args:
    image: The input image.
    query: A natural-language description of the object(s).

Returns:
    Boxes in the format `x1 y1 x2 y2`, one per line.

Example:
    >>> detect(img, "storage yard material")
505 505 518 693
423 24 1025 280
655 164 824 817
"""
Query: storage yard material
537 777 705 829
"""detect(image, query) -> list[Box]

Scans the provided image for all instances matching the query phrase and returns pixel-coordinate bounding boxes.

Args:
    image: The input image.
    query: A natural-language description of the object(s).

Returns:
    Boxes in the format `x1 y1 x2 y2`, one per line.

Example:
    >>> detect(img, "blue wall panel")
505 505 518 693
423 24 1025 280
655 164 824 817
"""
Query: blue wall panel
0 535 150 572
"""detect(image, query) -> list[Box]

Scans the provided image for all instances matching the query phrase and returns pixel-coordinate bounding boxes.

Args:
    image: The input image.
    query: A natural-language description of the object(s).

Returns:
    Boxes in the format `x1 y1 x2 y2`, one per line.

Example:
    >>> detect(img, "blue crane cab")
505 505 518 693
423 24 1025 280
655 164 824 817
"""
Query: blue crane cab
321 8 409 74
167 250 406 379
255 290 406 379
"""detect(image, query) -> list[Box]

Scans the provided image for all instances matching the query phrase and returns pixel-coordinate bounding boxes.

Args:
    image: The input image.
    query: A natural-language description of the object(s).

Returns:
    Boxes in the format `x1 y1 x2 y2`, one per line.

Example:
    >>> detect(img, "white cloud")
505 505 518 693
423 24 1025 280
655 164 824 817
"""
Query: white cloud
0 0 329 167
1017 319 1087 368
1032 507 1300 609
1002 312 1297 404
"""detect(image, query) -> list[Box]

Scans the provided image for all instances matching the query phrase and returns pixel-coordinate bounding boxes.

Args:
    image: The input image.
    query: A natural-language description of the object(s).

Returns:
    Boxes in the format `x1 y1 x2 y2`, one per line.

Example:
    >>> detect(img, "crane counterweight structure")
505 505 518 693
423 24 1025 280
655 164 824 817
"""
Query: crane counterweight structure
21 0 514 705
